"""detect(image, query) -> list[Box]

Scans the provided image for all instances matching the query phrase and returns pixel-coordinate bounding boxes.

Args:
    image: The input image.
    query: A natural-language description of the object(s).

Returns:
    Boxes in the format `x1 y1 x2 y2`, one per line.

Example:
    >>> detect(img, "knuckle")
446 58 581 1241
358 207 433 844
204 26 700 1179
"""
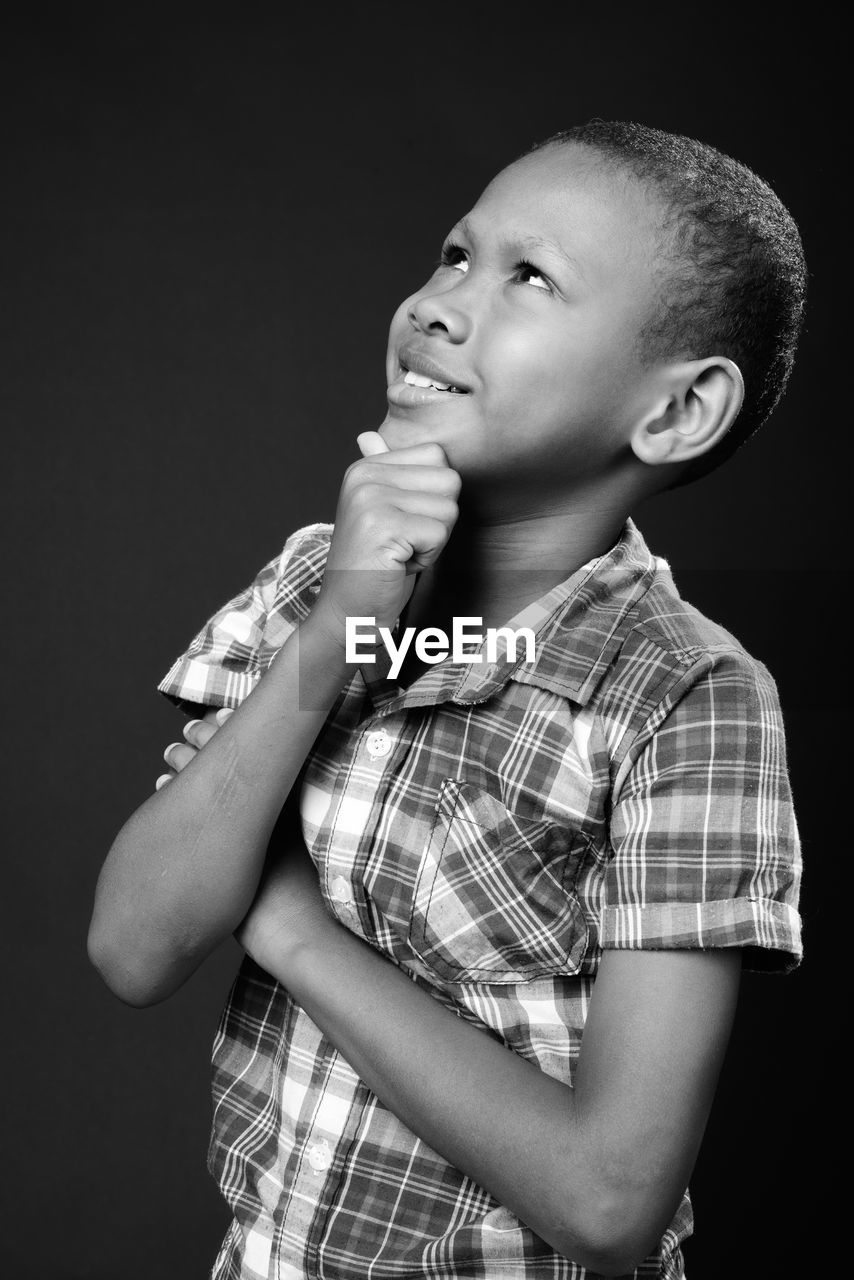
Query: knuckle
428 495 457 523
345 458 380 487
342 460 365 489
354 479 381 506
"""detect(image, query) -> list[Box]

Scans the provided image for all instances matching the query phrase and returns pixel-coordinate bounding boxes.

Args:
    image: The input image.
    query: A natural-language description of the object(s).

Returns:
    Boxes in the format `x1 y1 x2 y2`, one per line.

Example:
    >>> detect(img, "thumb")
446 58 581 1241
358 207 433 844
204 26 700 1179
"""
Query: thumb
356 431 390 457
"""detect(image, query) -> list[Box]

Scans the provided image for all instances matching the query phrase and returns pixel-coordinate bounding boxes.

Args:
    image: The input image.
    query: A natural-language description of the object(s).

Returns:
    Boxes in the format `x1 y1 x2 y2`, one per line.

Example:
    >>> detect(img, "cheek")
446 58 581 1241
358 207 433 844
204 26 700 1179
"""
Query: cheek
532 325 637 419
480 326 556 407
481 328 604 434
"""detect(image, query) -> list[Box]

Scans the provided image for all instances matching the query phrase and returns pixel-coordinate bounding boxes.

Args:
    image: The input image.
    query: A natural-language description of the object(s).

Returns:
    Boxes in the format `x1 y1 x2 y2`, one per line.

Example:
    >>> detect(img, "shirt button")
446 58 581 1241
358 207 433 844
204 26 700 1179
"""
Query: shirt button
308 1140 331 1173
365 729 392 759
329 875 353 904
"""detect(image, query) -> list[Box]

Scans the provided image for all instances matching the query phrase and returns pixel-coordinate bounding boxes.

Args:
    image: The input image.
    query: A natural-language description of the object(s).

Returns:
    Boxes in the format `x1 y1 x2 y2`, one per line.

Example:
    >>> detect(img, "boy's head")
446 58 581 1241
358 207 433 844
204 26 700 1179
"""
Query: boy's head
383 121 806 504
524 122 807 488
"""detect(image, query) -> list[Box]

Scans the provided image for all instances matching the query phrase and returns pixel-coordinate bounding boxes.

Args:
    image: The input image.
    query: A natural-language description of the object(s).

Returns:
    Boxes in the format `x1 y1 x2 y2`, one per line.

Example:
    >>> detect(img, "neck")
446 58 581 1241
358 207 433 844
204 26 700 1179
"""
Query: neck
406 490 630 632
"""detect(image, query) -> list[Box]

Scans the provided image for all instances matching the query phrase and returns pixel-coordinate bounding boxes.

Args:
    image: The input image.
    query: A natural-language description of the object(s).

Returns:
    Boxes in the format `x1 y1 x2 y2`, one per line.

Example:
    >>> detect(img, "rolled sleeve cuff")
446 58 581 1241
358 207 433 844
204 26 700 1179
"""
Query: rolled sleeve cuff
600 896 803 973
157 657 262 713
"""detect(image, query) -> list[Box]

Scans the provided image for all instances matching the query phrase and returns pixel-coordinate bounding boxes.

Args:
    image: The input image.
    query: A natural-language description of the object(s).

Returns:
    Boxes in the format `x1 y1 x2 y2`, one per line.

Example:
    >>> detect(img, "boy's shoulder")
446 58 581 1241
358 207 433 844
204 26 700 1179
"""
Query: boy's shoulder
591 556 782 754
526 520 776 711
631 563 765 669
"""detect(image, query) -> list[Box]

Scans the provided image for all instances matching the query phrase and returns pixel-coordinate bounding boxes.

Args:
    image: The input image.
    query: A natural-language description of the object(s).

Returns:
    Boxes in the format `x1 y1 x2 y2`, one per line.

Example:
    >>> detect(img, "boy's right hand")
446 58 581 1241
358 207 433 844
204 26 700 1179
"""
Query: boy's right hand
311 431 461 642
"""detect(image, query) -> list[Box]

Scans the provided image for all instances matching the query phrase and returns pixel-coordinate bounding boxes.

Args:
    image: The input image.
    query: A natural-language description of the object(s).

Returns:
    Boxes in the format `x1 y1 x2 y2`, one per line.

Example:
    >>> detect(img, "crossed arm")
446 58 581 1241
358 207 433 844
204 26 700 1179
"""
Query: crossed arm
156 716 740 1275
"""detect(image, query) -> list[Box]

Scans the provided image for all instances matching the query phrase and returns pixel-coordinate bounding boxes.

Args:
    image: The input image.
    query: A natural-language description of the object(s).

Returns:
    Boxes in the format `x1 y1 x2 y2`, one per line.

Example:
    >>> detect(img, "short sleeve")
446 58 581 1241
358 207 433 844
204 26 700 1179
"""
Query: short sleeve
156 522 332 714
603 651 802 972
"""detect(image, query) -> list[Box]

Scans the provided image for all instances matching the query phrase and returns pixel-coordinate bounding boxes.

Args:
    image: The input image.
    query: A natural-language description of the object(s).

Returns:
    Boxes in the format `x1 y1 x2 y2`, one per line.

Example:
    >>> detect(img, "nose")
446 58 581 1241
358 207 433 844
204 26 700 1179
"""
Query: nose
407 282 473 343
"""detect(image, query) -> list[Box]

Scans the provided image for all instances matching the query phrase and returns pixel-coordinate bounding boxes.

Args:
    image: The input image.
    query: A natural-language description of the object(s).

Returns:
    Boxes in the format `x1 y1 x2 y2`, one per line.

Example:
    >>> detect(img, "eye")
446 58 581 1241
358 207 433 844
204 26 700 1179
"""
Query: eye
437 242 469 273
516 260 550 291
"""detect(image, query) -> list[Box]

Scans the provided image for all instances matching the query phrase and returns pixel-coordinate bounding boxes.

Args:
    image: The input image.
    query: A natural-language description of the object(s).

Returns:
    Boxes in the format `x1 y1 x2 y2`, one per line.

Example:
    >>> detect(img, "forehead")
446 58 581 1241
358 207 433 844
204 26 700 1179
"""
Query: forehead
465 144 663 282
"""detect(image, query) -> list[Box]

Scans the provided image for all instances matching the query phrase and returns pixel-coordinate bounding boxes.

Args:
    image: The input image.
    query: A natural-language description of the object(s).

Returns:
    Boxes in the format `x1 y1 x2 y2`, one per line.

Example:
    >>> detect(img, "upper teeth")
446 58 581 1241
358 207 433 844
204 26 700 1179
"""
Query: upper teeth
404 369 455 391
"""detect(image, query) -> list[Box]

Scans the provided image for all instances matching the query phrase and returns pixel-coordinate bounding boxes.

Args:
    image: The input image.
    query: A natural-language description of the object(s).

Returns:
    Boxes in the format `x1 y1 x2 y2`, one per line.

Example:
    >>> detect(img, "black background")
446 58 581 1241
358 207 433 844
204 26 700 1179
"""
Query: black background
2 6 840 1278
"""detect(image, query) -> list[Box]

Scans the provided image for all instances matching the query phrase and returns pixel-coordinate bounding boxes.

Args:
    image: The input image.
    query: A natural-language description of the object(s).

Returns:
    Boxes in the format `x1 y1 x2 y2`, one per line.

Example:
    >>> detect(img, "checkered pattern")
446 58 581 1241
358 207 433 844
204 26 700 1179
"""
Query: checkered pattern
158 519 802 1280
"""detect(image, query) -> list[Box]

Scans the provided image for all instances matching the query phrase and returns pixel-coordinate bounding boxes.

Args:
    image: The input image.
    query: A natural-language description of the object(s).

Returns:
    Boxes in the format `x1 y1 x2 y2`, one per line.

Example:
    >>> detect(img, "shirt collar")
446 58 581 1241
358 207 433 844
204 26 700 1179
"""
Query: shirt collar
347 520 661 713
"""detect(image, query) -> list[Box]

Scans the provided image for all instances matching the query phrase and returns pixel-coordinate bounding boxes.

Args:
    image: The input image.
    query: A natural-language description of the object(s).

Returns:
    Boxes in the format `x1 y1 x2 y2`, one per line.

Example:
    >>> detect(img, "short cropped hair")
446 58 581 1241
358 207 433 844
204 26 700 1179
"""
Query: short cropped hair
524 122 807 486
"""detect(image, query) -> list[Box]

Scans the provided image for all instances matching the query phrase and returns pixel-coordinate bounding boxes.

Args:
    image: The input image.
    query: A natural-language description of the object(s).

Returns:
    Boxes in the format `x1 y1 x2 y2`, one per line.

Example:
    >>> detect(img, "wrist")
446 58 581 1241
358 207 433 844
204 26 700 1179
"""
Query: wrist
262 605 352 711
266 916 370 1011
243 908 342 983
236 851 347 978
302 598 350 660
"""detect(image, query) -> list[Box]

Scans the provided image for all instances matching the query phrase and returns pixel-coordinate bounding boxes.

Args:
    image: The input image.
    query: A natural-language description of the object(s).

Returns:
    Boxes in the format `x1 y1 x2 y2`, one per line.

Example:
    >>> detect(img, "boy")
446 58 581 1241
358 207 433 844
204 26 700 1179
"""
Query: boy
88 122 804 1278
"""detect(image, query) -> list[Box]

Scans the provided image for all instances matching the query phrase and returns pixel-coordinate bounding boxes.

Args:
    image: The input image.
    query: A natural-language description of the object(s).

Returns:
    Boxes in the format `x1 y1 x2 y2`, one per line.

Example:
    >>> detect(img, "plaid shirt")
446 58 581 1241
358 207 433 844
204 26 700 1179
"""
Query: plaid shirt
158 519 802 1280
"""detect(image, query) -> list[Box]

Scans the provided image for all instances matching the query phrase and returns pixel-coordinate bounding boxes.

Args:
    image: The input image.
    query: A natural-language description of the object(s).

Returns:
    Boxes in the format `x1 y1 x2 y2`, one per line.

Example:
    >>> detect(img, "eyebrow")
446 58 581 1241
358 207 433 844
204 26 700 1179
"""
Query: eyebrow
449 216 587 283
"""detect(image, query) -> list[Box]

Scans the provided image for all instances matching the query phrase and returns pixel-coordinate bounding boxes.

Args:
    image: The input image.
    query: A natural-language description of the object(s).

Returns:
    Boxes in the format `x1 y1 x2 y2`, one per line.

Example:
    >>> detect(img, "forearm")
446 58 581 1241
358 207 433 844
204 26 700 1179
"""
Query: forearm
233 843 737 1273
88 609 349 1004
264 924 623 1273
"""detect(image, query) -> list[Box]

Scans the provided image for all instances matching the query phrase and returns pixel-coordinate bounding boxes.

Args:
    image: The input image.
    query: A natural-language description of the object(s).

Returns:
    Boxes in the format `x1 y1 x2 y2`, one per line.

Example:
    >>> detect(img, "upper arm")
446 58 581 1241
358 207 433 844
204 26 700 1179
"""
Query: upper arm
574 946 741 1265
573 652 798 1266
605 651 802 971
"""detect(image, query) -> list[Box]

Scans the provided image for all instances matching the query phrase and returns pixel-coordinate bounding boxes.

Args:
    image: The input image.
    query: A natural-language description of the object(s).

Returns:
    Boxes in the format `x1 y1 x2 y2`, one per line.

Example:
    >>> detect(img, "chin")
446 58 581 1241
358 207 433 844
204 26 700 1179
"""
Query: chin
380 413 448 444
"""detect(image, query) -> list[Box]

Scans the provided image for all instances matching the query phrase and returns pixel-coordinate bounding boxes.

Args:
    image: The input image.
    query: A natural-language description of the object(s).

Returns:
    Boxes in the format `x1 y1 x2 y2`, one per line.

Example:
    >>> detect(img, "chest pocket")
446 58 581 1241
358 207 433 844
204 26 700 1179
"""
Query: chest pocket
407 778 589 983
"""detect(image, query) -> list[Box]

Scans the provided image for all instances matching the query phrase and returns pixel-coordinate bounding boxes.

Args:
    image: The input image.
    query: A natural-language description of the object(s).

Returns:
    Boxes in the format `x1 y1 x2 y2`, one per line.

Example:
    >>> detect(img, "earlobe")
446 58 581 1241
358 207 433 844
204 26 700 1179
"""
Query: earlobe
631 357 744 468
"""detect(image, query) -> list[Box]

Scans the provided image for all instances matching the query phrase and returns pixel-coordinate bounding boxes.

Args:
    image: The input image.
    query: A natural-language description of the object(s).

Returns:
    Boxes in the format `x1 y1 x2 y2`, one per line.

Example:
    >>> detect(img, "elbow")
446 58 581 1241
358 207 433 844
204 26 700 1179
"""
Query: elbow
87 927 158 1007
557 1221 658 1277
550 1185 670 1276
87 850 204 1007
87 915 185 1008
572 1233 653 1278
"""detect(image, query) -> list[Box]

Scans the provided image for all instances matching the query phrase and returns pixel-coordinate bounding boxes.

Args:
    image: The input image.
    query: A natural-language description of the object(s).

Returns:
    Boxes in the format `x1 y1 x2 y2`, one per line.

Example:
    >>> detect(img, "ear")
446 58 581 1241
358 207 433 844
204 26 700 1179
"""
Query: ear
630 357 745 468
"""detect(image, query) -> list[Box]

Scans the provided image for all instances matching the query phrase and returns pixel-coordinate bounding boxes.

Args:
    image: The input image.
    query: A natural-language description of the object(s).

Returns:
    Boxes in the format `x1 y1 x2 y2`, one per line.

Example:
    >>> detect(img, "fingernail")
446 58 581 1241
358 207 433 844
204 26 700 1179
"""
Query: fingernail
163 743 182 765
357 431 390 456
155 774 172 790
183 719 201 739
216 707 234 725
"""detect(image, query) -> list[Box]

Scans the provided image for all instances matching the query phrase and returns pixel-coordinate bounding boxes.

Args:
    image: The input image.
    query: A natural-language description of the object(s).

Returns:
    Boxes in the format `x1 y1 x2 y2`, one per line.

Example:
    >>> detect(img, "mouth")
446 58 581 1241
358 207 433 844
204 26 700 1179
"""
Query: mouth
395 348 471 395
401 369 466 393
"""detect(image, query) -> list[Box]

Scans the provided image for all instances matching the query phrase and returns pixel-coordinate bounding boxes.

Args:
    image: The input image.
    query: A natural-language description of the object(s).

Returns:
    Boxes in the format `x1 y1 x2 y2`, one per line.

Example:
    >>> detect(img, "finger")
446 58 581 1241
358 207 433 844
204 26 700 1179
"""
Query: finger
155 773 173 791
357 462 462 498
163 741 197 771
385 490 459 524
215 706 235 726
386 514 456 572
357 431 390 456
356 439 449 468
183 717 220 749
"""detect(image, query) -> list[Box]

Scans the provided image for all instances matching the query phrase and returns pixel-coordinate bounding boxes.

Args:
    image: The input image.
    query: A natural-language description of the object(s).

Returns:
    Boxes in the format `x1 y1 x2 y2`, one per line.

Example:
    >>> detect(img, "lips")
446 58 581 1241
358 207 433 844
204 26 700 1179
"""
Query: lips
397 347 471 394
